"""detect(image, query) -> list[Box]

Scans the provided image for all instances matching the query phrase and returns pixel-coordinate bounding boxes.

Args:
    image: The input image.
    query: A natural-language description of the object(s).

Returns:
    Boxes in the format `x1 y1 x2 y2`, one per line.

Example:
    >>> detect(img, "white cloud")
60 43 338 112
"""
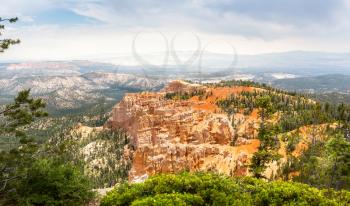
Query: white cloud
2 0 350 62
0 0 56 17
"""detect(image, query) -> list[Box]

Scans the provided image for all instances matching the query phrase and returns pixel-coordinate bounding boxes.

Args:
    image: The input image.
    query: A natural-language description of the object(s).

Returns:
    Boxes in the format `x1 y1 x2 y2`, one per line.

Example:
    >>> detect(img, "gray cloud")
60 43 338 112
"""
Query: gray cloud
67 0 349 39
3 0 348 33
201 0 344 25
3 0 350 59
70 0 346 24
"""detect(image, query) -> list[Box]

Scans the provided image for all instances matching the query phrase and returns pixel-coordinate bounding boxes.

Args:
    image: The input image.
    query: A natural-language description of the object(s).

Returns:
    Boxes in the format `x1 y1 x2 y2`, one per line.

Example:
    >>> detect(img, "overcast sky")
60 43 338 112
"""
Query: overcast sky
1 0 350 63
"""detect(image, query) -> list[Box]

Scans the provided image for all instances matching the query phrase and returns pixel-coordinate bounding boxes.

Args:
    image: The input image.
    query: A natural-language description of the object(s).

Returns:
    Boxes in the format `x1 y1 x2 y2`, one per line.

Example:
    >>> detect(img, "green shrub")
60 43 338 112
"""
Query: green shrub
11 159 95 206
131 193 204 206
101 172 350 206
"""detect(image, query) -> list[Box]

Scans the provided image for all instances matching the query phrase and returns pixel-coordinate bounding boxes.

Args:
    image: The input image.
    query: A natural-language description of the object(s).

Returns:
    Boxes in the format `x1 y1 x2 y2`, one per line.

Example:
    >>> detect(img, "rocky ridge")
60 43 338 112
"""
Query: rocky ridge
103 80 334 182
106 80 266 180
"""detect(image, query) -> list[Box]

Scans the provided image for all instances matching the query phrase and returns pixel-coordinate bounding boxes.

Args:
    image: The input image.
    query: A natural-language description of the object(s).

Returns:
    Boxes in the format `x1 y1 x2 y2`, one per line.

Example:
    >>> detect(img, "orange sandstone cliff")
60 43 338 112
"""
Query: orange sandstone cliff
105 80 328 181
106 80 264 181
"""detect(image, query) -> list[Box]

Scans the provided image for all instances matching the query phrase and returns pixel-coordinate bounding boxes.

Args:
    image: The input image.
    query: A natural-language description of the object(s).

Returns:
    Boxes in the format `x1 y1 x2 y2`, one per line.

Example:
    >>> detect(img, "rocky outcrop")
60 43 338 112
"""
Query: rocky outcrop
106 80 262 181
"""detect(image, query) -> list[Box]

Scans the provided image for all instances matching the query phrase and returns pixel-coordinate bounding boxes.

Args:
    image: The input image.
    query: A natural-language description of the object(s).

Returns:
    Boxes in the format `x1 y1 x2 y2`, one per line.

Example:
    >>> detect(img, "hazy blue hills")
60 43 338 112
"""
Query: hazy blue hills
271 74 350 93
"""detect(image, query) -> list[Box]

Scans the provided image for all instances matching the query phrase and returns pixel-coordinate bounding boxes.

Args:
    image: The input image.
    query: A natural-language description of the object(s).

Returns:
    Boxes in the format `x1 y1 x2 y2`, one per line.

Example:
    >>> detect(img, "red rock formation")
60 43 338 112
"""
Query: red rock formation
106 81 261 181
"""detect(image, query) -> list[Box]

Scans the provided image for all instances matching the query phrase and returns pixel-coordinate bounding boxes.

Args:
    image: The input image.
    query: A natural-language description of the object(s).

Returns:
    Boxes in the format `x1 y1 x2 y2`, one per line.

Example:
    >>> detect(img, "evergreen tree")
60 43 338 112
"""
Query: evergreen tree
256 95 273 125
0 19 94 204
0 17 20 52
295 132 350 190
250 96 281 179
326 133 350 190
0 90 48 198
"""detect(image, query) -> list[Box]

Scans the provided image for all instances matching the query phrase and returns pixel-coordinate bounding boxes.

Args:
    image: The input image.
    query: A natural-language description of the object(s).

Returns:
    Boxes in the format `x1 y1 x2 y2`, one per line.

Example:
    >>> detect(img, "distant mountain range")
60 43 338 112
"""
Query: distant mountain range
0 61 120 77
271 74 350 93
2 51 350 113
2 51 350 76
237 51 350 75
0 69 166 115
0 73 165 95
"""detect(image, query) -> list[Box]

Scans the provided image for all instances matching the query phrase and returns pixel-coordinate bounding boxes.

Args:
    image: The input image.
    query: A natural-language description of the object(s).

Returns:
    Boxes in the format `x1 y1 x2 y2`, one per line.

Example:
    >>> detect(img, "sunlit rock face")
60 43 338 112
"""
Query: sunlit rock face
106 80 262 181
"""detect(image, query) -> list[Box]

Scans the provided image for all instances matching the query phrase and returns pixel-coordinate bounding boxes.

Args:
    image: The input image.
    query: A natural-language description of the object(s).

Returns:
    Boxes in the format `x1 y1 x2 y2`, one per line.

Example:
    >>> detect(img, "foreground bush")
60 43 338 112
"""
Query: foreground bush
4 159 95 206
101 172 350 206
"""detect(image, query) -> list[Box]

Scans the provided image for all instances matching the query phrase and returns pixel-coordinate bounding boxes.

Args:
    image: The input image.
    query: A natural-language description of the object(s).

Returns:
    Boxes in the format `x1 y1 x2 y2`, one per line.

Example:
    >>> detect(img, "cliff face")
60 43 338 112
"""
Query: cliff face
106 80 263 181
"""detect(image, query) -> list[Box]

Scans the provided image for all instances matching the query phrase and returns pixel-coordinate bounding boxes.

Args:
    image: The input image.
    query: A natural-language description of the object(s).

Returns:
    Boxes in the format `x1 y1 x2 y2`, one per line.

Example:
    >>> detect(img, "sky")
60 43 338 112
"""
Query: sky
1 0 350 64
